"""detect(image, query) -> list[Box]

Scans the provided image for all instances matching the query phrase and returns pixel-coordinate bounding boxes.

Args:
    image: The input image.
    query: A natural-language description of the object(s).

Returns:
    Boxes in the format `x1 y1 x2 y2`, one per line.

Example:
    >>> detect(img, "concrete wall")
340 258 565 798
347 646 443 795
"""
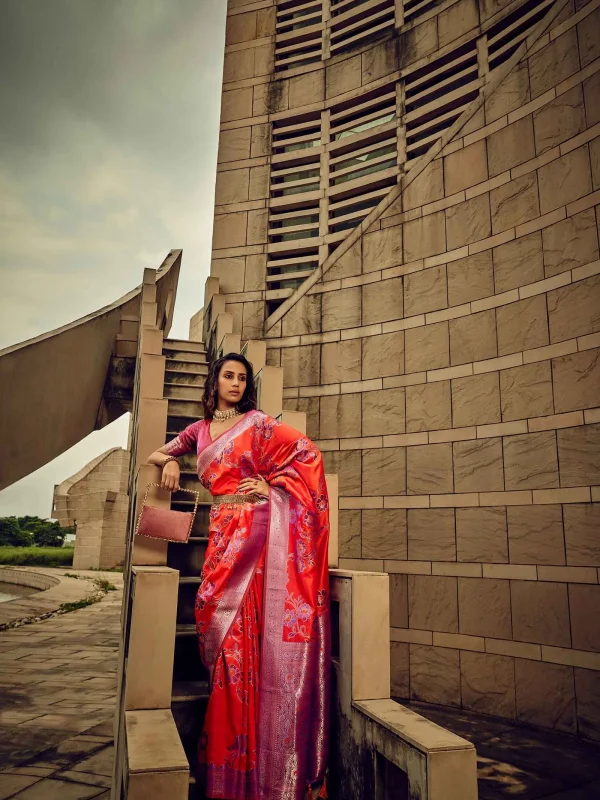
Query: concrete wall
206 0 600 739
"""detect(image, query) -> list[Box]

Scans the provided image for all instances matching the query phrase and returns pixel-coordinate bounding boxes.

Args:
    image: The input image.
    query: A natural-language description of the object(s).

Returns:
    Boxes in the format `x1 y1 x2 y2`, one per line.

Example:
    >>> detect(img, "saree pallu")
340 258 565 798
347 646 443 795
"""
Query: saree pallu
164 410 331 800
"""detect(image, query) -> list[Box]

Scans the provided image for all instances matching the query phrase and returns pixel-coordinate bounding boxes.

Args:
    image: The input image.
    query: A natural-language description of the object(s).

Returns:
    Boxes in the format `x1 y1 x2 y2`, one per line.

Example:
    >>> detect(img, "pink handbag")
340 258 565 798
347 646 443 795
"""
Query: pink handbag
135 483 200 544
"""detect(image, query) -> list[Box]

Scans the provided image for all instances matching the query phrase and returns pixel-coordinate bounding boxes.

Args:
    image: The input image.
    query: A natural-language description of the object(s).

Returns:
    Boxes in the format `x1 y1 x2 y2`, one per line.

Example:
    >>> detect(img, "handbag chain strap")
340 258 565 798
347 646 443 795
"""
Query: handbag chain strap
134 482 201 540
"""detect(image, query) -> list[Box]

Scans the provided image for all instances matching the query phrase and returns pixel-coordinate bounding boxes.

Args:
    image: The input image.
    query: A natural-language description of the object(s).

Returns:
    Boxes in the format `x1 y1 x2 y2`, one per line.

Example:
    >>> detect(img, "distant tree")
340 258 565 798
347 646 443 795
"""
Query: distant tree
31 520 67 548
0 518 33 547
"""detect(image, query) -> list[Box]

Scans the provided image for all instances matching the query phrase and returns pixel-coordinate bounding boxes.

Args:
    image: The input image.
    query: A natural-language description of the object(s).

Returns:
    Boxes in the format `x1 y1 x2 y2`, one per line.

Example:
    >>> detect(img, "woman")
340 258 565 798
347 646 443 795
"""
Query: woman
147 353 330 800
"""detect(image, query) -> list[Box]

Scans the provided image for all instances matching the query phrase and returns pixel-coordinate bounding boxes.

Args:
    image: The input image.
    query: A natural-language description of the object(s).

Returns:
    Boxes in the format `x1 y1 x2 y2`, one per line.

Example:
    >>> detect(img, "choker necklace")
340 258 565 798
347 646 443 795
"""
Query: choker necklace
213 407 242 422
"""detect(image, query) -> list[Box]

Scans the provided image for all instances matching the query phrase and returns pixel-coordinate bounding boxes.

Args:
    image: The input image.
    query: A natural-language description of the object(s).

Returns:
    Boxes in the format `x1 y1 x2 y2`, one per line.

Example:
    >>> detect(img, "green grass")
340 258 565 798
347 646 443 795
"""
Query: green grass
94 577 116 592
0 546 74 567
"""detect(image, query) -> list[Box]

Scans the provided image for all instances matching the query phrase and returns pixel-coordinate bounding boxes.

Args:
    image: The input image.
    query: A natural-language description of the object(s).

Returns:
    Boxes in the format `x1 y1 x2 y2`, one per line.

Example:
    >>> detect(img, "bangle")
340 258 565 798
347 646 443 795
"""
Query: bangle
162 456 179 468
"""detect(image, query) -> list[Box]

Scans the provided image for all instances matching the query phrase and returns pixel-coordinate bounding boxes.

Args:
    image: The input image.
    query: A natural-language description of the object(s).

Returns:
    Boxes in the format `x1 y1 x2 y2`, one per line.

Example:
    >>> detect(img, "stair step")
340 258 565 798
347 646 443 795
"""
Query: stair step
166 359 209 373
176 624 197 636
164 384 204 401
164 350 208 364
164 338 206 353
172 681 210 702
179 576 203 584
168 399 204 417
165 372 206 387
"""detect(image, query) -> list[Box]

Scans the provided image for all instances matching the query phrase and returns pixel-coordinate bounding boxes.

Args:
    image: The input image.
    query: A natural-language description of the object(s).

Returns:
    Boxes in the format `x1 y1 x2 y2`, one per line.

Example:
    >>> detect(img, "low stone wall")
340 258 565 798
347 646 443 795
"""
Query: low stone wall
0 568 59 591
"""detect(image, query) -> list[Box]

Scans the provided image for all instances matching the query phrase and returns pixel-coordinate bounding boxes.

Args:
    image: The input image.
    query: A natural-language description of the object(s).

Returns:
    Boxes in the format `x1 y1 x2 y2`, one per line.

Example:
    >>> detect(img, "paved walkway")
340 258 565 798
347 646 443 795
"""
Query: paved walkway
0 570 122 800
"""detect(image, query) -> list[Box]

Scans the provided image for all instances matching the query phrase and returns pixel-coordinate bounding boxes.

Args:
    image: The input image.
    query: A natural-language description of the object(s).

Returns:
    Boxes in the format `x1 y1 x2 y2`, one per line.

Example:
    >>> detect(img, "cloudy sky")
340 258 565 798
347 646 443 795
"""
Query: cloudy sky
0 0 226 518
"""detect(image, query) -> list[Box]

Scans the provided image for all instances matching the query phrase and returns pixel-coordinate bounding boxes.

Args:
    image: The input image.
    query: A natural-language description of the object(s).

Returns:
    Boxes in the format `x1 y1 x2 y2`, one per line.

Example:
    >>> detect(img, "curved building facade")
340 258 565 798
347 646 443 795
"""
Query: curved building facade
208 0 600 737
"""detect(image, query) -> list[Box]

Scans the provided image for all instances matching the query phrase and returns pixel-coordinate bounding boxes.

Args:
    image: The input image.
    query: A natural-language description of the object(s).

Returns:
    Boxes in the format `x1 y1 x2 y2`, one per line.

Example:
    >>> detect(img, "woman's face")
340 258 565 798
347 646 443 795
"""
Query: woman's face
217 360 247 407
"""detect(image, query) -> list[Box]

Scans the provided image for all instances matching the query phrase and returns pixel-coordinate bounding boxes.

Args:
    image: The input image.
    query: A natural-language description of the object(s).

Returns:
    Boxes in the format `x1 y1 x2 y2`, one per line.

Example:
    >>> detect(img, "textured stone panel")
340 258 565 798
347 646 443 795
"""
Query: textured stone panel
408 575 458 633
326 54 361 97
403 159 444 211
490 172 540 234
404 265 447 316
223 48 255 83
542 208 599 277
496 295 549 356
583 70 600 127
407 443 453 494
407 508 456 561
547 275 600 343
284 396 319 439
363 508 407 559
553 349 600 414
245 253 266 291
557 424 600 487
487 116 535 178
390 573 408 628
507 505 565 565
459 577 512 639
362 331 405 379
449 309 497 366
363 388 406 436
515 660 576 733
405 321 449 373
321 339 361 384
444 140 488 195
485 61 530 123
504 431 559 490
447 251 494 306
578 7 600 67
322 287 361 332
456 507 508 563
391 641 410 697
289 71 324 108
493 231 544 293
438 0 479 48
249 165 269 201
362 38 397 83
403 211 446 263
225 11 257 45
242 301 264 338
220 87 253 123
452 372 501 427
339 509 361 558
569 584 600 652
362 277 404 325
538 146 592 215
461 652 516 718
362 447 406 496
528 29 580 99
281 294 321 337
564 504 600 566
211 257 245 293
213 211 247 249
251 123 270 158
247 208 267 244
500 361 554 421
406 380 451 432
533 85 586 154
575 668 600 742
327 240 361 281
362 226 403 272
454 437 504 493
322 450 361 496
446 195 492 250
218 127 252 163
410 645 461 705
591 135 600 191
320 393 361 439
282 345 320 387
511 581 570 647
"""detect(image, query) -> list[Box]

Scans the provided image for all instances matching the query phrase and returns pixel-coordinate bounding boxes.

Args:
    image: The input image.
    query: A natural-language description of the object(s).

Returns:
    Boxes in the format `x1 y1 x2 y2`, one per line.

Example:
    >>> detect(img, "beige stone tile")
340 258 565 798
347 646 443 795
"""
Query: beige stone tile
454 437 504 493
529 28 580 99
282 294 321 337
339 509 361 558
404 265 448 317
390 641 410 697
490 172 540 234
461 651 516 717
507 505 565 565
583 70 600 127
218 126 252 163
320 393 360 439
533 84 586 154
403 159 444 211
452 372 501 427
362 388 406 436
485 638 541 660
0 775 42 798
496 294 549 356
362 330 404 380
220 86 253 123
362 447 406 496
537 565 597 583
288 71 324 108
564 503 600 566
408 575 458 633
575 668 600 742
503 430 559 490
449 309 497 366
538 146 593 215
362 277 403 326
361 37 397 82
322 450 361 496
432 562 482 577
570 584 600 652
281 344 320 387
362 508 407 559
362 227 403 273
577 6 600 67
511 580 571 647
212 210 247 249
405 320 450 373
403 211 446 262
553 350 600 414
447 251 494 306
488 116 536 178
557 423 600 486
406 381 451 433
446 195 492 251
321 286 360 332
515 660 577 733
321 339 361 384
444 140 488 195
407 508 456 561
390 572 408 628
493 231 544 293
4 778 105 799
326 54 361 98
500 360 554 421
215 166 249 206
409 644 461 705
548 274 600 343
456 507 508 563
591 135 600 191
407 443 453 495
458 576 512 639
485 62 530 123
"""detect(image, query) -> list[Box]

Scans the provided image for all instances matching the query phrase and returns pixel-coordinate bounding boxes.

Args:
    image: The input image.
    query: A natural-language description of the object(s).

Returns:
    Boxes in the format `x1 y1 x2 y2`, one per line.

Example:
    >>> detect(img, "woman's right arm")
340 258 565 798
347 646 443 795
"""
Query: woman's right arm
147 446 181 492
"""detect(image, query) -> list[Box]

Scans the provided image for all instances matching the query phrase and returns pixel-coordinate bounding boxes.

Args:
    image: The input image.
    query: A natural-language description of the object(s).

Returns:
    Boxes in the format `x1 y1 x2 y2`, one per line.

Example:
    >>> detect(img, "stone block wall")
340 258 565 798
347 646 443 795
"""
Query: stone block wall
206 0 600 738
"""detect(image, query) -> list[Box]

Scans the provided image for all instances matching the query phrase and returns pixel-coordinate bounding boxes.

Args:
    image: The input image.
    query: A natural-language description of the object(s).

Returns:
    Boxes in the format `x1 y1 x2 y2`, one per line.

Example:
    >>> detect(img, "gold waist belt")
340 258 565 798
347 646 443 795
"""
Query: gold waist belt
211 493 263 505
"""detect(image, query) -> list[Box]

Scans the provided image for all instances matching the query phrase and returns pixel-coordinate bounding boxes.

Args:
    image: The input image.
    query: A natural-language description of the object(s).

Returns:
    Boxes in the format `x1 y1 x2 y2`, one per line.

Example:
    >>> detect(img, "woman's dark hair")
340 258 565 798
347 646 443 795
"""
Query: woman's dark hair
202 352 257 419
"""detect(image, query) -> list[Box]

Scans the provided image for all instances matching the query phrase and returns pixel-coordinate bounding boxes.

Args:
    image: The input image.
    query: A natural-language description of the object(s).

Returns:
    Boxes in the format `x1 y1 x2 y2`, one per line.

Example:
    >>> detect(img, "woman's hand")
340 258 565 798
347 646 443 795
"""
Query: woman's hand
238 475 270 498
161 460 181 492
